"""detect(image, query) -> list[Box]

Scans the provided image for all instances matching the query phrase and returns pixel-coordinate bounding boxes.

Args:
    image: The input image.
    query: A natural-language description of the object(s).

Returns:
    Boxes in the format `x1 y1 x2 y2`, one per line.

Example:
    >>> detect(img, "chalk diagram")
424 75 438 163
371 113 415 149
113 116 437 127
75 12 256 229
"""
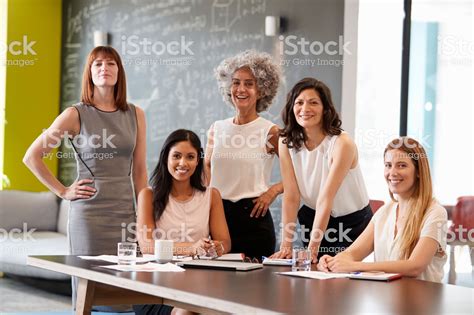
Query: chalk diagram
211 0 241 32
175 78 199 116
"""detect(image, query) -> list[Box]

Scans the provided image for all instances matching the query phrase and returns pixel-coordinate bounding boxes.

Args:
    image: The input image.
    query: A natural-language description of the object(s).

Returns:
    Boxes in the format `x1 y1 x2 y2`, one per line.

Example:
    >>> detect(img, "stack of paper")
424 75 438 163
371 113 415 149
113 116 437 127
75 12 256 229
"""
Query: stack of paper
79 254 192 263
278 271 349 280
278 271 402 281
79 255 156 264
100 262 185 272
262 257 292 266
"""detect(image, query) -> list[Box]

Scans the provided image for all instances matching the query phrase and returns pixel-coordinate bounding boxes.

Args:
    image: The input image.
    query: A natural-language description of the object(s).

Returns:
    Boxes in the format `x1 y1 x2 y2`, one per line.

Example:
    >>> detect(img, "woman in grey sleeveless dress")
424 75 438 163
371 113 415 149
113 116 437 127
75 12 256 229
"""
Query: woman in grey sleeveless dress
69 101 137 256
24 46 147 312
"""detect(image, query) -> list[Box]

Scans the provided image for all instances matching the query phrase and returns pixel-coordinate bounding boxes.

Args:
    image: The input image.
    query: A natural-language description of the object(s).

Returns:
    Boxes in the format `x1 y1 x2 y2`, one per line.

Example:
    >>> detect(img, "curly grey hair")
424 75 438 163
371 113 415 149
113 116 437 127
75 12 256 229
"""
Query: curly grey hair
215 50 281 112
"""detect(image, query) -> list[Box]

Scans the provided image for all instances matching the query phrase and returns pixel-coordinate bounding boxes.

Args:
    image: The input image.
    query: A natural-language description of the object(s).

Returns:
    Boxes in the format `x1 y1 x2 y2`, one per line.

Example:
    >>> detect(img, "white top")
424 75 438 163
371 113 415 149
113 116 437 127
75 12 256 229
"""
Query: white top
288 133 369 217
210 117 276 201
155 189 211 242
373 201 448 283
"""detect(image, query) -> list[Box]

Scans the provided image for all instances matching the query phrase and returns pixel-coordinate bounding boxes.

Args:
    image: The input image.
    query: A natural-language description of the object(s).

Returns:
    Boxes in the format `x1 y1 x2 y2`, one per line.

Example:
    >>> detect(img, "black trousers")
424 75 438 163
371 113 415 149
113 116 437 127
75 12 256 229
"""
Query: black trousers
297 204 372 258
223 198 276 260
132 304 173 315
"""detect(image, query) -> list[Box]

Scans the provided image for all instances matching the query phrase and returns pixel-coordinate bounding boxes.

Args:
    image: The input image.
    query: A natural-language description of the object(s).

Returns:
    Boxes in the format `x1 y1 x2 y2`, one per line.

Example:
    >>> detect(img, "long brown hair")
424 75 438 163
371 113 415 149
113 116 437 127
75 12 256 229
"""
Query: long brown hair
384 137 433 259
280 78 342 151
80 46 128 111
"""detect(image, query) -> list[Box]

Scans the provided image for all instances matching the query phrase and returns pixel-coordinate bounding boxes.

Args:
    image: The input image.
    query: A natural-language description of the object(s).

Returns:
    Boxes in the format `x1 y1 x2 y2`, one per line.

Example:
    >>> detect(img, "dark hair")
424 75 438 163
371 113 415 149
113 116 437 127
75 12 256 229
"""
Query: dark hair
81 46 128 111
280 78 342 151
149 129 206 221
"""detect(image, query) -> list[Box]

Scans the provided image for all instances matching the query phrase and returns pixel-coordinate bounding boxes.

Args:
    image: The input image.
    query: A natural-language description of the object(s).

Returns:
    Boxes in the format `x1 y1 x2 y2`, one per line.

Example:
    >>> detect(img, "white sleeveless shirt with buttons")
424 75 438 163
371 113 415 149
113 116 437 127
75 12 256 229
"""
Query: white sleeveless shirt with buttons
210 117 276 202
288 133 369 217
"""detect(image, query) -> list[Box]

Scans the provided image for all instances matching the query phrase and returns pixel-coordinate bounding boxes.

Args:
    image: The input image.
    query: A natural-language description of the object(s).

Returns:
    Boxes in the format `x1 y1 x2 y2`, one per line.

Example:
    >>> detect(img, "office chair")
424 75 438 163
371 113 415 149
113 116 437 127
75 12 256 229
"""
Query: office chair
447 196 474 284
369 199 385 214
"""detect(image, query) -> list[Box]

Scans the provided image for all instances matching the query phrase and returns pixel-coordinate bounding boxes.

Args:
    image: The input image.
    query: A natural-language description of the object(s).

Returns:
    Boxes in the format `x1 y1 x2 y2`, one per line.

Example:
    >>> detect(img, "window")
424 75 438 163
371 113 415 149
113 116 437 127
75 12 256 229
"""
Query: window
355 0 405 201
408 0 473 204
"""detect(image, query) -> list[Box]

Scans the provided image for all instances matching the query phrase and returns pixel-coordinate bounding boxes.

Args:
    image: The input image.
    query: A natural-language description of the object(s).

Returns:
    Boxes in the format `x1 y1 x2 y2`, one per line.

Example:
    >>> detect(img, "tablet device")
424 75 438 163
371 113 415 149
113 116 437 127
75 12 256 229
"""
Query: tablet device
176 259 263 271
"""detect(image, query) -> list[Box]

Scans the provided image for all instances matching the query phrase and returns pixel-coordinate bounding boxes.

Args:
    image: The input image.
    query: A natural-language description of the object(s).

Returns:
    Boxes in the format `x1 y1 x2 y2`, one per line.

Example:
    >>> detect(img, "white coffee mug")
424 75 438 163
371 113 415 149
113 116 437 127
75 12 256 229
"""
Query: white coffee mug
154 240 174 263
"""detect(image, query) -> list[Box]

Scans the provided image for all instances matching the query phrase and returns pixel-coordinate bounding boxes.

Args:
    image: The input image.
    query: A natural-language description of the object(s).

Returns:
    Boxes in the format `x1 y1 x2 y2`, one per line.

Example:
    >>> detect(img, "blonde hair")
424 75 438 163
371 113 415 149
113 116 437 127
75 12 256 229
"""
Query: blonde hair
384 137 433 260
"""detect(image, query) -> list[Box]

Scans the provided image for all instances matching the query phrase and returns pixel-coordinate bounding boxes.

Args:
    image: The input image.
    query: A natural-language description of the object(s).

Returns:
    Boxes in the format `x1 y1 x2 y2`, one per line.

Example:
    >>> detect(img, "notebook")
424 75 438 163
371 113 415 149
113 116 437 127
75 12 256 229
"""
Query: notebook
176 259 263 271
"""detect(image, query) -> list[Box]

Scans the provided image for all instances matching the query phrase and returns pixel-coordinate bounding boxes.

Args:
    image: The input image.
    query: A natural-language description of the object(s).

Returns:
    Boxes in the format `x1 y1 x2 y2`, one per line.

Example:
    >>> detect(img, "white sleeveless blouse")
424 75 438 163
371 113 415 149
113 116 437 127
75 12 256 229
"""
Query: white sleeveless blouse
210 117 276 201
288 133 369 217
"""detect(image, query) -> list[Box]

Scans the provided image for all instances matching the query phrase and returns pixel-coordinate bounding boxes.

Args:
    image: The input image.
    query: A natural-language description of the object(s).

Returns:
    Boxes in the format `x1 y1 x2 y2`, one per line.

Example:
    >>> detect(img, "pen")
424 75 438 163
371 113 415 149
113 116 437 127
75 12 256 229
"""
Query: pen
207 235 214 246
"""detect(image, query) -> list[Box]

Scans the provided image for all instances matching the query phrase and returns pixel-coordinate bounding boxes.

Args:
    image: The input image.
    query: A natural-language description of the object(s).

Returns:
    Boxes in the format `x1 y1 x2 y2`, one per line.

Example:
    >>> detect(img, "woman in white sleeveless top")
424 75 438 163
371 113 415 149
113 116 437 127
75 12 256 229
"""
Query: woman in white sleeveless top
272 78 372 263
205 50 282 260
318 138 447 283
136 129 231 315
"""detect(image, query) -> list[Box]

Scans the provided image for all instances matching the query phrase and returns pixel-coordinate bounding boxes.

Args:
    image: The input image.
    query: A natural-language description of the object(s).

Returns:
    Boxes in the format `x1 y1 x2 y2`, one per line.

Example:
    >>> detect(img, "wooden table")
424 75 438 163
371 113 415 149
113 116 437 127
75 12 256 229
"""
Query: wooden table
28 255 473 315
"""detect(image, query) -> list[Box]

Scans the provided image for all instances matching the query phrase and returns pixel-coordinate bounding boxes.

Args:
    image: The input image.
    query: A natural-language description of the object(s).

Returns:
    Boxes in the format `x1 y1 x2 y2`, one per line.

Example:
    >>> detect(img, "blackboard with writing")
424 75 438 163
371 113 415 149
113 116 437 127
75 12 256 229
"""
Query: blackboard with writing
59 0 345 245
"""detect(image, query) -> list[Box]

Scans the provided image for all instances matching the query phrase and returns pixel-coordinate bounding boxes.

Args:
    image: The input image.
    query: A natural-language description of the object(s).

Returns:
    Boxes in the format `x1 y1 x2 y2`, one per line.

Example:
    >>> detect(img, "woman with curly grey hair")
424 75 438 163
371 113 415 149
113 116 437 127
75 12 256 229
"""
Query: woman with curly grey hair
204 50 282 260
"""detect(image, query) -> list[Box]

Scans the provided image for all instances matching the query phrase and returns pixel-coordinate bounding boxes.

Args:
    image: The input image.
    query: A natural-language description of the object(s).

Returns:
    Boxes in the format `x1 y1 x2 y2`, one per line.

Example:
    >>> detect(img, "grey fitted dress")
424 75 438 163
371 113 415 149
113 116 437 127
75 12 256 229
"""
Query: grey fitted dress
69 102 137 311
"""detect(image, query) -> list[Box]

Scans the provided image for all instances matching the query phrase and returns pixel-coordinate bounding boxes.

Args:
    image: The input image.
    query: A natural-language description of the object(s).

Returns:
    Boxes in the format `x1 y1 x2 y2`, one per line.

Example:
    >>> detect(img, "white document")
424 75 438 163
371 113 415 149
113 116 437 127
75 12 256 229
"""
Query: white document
278 271 350 280
100 262 185 272
79 254 155 264
262 258 292 266
79 254 192 263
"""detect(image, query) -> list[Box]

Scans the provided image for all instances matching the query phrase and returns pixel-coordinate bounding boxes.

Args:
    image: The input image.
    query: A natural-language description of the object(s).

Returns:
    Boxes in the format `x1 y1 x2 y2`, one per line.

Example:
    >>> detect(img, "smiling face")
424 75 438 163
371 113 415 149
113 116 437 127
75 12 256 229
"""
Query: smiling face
293 88 324 130
384 149 418 200
90 54 119 87
230 67 260 112
167 140 199 183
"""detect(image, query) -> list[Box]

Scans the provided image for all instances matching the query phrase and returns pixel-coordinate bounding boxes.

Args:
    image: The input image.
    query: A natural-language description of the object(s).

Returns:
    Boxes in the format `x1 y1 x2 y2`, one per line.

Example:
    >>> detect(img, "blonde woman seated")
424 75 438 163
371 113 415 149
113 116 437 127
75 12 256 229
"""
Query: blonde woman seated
318 137 447 282
135 129 231 315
